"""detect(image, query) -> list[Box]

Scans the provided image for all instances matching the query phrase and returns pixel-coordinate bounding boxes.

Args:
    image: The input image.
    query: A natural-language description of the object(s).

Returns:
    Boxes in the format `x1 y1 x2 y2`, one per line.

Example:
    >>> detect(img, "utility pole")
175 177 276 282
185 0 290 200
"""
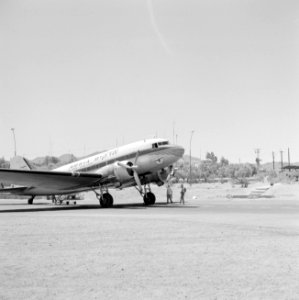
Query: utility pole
11 128 17 157
280 150 284 169
272 151 275 171
254 148 260 171
189 130 194 184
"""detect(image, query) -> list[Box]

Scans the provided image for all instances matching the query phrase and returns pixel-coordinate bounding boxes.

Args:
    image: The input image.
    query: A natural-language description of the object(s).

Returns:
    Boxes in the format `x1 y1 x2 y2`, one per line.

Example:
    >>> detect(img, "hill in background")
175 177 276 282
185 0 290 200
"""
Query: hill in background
26 151 104 170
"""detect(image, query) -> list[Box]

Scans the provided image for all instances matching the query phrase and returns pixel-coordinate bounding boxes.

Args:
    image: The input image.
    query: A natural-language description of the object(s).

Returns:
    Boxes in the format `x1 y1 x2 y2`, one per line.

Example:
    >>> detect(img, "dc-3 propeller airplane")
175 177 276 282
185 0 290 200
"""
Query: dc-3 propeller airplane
0 138 184 207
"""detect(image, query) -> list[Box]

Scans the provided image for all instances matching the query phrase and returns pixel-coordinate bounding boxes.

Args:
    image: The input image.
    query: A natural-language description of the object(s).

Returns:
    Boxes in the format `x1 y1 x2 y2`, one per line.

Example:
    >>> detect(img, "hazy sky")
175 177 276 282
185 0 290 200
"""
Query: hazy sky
1 0 298 163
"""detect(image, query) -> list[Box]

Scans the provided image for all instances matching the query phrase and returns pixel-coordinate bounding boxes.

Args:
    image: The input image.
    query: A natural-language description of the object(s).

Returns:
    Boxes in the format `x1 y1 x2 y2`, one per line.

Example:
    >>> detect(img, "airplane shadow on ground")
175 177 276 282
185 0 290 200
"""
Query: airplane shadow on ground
0 202 197 213
114 203 198 209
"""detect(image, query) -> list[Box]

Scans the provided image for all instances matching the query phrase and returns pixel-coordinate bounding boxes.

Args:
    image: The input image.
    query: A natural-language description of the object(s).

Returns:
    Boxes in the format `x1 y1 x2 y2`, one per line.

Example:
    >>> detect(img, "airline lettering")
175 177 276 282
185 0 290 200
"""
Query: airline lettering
69 149 119 171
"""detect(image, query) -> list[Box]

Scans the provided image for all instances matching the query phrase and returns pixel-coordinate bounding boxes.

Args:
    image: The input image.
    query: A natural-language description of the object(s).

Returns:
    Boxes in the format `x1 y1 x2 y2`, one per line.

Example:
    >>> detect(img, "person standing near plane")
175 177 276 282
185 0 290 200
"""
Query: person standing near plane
180 183 186 204
166 183 173 204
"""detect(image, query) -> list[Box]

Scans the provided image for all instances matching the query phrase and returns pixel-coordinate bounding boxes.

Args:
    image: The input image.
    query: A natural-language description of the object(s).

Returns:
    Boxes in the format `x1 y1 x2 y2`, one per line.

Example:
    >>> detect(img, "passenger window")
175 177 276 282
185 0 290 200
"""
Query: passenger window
152 143 158 149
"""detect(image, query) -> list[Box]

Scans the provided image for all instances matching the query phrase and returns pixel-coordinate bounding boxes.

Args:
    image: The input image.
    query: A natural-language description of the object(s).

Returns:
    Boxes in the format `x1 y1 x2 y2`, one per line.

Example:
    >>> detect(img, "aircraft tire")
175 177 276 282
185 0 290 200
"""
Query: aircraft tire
28 196 34 205
100 193 114 208
143 192 156 206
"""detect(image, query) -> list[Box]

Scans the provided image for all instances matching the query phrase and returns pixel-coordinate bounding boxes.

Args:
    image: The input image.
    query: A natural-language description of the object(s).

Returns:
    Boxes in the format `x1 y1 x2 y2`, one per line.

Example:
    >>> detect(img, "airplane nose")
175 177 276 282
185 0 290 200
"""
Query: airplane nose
171 145 185 158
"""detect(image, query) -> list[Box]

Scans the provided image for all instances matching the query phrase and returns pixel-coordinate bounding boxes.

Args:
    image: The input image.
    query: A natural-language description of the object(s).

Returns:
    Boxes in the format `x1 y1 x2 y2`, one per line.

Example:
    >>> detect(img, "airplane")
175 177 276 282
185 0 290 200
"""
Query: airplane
0 138 184 207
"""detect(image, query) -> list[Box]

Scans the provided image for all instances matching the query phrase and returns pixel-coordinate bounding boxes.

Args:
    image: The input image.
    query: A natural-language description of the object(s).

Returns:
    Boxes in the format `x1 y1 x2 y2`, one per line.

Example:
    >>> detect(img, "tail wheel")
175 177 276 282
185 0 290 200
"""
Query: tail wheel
100 193 114 208
143 192 156 206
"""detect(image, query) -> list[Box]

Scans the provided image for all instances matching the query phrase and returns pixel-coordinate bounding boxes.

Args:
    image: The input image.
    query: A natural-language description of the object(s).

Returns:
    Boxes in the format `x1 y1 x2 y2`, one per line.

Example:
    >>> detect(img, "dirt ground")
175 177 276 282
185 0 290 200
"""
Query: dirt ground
0 183 299 299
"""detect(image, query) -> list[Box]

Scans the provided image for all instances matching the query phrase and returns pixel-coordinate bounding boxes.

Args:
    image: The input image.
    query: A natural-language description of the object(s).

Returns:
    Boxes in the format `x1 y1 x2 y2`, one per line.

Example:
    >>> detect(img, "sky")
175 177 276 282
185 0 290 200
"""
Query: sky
0 0 298 164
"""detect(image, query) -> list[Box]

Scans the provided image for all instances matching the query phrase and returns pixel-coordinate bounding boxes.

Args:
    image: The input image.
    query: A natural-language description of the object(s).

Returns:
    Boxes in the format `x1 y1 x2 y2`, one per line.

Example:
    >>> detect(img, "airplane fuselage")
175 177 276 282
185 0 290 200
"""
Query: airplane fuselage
55 138 184 189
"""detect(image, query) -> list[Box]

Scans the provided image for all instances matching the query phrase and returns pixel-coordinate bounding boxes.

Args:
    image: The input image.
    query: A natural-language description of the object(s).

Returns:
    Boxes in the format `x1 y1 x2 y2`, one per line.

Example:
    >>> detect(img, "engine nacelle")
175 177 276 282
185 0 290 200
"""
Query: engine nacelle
113 161 134 183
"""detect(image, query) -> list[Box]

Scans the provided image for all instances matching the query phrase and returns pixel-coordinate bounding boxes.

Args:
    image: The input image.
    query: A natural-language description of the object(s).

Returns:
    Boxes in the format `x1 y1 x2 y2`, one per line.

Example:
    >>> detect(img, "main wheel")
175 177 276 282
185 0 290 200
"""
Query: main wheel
27 196 35 205
143 192 156 206
99 193 114 208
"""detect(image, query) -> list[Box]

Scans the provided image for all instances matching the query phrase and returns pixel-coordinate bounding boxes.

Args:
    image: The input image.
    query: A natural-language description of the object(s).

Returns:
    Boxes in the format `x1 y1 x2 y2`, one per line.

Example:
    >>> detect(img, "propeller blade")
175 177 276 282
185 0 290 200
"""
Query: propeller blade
166 173 172 182
134 151 140 164
117 162 127 168
133 170 143 193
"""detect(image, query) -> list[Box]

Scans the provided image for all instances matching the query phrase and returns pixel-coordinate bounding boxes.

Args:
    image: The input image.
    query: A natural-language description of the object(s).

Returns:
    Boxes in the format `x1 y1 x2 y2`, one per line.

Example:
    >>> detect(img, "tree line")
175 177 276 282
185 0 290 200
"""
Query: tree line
175 152 258 184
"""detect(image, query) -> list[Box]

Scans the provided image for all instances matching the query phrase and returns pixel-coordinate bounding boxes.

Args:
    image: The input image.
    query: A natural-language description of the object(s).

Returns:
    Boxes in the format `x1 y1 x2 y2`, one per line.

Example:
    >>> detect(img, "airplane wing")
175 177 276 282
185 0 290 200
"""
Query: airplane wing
0 168 103 194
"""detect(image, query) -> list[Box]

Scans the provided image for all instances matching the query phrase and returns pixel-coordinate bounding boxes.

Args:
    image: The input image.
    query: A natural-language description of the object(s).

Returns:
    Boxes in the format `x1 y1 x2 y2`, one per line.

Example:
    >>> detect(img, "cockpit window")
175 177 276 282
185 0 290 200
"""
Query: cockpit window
158 141 169 146
152 141 169 148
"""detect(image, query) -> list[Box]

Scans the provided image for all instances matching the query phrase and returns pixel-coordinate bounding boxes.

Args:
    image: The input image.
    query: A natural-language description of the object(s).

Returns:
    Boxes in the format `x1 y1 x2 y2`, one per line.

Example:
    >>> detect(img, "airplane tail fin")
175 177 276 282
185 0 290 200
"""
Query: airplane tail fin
10 156 33 170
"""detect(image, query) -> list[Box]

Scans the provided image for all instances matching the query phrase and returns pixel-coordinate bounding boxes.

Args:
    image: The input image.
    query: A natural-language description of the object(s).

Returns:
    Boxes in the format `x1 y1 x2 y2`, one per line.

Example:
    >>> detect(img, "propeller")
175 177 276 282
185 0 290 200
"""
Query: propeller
117 151 140 171
117 161 137 171
158 165 177 184
132 151 142 193
117 151 142 193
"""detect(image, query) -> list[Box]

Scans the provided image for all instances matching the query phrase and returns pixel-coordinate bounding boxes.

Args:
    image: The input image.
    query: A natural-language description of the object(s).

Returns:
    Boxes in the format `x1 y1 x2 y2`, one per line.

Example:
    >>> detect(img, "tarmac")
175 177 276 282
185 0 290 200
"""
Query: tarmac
1 183 299 299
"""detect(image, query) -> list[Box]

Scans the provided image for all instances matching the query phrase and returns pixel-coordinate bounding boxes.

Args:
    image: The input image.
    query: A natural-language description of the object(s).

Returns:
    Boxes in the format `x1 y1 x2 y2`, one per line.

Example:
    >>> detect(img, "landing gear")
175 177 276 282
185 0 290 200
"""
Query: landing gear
143 192 156 206
99 193 114 208
116 160 157 206
27 196 35 205
93 188 114 208
137 184 156 206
